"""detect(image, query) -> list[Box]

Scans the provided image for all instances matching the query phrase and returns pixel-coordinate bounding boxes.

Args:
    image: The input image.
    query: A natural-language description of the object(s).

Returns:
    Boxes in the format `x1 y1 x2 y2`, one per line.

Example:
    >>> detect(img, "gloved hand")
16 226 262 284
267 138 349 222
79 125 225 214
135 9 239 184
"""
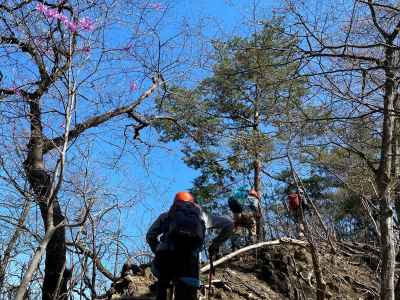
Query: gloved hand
208 243 219 258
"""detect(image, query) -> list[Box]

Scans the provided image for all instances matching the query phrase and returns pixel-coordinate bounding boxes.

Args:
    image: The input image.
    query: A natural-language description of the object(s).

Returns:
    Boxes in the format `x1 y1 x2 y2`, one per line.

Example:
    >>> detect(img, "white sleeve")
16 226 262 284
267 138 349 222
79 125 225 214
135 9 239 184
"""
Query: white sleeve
201 209 234 248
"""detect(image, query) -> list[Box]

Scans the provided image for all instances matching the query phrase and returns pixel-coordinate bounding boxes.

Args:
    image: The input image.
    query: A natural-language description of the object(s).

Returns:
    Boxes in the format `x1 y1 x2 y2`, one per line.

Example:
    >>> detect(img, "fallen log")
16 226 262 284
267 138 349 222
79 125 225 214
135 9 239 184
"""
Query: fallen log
200 238 308 273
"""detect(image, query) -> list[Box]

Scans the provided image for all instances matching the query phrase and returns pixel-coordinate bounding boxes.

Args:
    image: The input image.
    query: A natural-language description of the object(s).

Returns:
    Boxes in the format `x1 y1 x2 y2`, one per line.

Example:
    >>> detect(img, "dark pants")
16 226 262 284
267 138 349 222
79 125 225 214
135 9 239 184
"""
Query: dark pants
153 249 199 300
291 209 305 239
231 212 257 250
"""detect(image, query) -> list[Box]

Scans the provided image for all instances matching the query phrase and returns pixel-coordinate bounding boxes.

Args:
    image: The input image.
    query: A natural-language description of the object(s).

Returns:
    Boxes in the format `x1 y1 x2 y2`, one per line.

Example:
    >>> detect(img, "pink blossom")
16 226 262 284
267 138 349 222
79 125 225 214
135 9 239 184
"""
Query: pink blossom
36 4 63 22
58 14 69 25
44 8 60 19
148 3 164 10
36 3 48 13
130 81 138 92
36 3 95 33
81 46 91 53
79 17 94 31
67 21 78 32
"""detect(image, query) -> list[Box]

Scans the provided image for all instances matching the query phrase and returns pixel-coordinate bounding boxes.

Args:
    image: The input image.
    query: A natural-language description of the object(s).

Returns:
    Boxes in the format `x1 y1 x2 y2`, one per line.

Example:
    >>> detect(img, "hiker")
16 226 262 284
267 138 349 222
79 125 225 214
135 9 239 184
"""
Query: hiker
228 188 262 248
288 192 308 239
146 191 233 300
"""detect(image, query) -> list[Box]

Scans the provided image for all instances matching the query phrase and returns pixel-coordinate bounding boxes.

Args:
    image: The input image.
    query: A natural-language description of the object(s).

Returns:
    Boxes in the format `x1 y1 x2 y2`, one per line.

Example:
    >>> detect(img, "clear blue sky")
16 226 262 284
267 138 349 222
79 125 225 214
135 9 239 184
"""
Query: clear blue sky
104 0 278 252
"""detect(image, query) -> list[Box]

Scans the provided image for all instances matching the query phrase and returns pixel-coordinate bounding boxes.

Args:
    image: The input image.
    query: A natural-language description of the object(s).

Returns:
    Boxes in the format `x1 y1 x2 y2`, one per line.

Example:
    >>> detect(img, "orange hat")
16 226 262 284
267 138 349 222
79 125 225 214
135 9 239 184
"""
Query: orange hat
248 189 260 199
174 191 194 203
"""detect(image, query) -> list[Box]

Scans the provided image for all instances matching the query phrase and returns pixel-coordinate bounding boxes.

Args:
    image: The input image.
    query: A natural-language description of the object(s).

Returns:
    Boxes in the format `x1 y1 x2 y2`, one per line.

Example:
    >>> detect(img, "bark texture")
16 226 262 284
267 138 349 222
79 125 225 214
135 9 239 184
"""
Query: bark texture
23 94 68 300
376 46 396 300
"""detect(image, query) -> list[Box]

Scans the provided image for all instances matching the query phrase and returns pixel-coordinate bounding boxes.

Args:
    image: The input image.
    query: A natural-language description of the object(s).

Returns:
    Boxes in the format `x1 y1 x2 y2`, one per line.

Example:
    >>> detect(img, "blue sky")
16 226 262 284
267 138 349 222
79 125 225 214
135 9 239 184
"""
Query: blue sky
0 0 282 275
105 0 279 252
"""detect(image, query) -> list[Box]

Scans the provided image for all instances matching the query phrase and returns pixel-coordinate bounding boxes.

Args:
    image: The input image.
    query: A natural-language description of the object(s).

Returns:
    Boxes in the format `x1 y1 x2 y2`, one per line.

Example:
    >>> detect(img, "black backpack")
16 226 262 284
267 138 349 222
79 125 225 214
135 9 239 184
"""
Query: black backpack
228 196 243 214
166 201 205 250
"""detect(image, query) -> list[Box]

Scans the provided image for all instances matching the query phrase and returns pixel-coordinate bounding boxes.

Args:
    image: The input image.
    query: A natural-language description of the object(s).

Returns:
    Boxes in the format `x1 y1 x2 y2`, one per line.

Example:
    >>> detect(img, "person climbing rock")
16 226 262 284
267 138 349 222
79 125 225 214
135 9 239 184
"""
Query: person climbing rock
228 188 261 248
146 191 233 300
288 191 308 239
202 209 234 258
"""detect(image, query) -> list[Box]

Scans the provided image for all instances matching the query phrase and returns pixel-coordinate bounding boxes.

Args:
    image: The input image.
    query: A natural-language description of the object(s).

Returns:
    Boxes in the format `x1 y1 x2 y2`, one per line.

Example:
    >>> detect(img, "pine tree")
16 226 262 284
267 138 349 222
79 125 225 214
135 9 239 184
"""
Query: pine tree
156 19 307 241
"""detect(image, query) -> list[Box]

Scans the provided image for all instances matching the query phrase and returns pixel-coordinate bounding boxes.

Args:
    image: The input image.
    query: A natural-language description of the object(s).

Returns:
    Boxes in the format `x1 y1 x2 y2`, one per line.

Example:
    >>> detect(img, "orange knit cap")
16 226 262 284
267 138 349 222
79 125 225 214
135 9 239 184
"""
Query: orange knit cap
174 191 194 203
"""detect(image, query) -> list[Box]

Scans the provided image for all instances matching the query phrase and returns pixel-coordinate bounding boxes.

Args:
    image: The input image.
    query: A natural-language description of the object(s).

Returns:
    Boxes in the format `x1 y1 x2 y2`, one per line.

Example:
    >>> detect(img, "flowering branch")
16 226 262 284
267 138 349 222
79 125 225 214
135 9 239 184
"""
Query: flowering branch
36 3 94 32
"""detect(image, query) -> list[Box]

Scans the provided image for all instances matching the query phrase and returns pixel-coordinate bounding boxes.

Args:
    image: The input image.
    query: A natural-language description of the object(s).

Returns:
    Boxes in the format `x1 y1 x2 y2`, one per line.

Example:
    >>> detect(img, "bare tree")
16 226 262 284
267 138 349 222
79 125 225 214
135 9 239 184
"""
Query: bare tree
283 0 400 298
0 0 190 298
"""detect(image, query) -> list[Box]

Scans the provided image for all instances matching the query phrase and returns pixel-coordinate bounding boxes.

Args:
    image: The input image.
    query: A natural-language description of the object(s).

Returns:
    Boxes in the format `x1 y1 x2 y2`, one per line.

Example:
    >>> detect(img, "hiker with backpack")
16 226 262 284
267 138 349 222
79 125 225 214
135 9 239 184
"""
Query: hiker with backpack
228 188 262 248
288 191 309 239
146 191 233 300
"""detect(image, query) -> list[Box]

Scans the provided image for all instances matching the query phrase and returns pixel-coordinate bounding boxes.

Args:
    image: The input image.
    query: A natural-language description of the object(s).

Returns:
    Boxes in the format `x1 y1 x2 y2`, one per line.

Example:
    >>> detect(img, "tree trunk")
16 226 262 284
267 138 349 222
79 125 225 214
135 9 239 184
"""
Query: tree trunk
253 159 264 241
378 192 395 300
40 200 67 300
24 96 68 300
253 103 264 242
392 94 400 288
394 96 400 224
395 194 400 226
254 159 261 193
25 166 68 300
377 47 396 300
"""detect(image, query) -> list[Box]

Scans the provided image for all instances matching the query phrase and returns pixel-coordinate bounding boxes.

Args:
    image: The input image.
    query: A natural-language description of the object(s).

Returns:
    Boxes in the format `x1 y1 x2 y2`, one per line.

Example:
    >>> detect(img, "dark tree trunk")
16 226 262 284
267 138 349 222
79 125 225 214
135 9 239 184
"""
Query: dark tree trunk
40 200 67 300
24 96 68 300
24 166 68 300
42 208 67 300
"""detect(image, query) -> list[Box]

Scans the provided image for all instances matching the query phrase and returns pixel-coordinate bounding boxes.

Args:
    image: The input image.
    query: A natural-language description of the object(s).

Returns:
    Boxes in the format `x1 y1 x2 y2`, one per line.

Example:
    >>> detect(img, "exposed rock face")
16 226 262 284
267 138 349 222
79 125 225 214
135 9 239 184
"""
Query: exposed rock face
107 241 394 300
207 242 379 300
107 264 155 300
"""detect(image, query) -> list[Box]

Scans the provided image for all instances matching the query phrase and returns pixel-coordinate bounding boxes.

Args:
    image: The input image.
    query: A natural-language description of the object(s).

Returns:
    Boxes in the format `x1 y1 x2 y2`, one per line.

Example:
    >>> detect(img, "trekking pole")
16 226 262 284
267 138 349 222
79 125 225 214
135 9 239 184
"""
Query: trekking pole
207 251 215 300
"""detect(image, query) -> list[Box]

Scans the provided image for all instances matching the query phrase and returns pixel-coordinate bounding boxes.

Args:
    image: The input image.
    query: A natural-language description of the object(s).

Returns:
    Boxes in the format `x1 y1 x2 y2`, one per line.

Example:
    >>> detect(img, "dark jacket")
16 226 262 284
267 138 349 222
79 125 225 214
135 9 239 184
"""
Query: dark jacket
146 207 234 254
146 212 169 253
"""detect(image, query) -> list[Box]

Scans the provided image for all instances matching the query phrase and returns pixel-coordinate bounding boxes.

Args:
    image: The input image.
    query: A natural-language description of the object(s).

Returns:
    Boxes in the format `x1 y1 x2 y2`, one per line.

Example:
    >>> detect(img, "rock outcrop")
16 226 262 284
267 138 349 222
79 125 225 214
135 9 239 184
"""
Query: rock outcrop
105 239 397 299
